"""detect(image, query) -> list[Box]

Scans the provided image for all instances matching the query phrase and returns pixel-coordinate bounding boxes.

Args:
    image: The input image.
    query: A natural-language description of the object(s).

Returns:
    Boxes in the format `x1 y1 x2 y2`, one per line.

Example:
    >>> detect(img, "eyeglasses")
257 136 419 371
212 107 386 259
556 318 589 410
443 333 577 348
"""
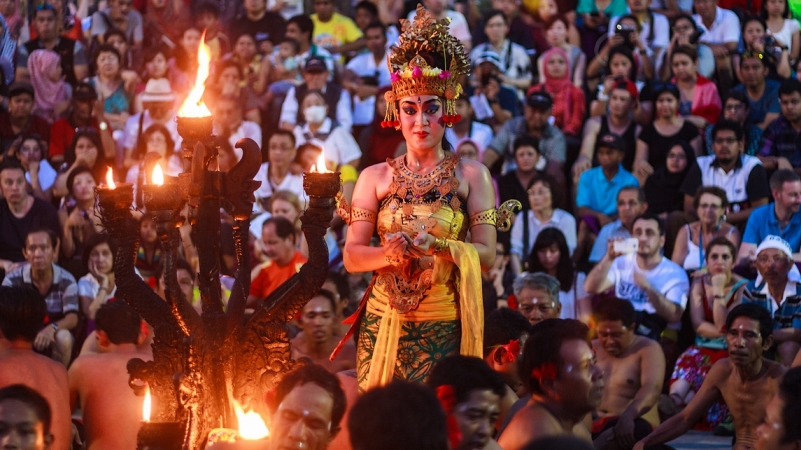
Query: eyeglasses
724 103 745 112
714 137 738 145
698 203 722 210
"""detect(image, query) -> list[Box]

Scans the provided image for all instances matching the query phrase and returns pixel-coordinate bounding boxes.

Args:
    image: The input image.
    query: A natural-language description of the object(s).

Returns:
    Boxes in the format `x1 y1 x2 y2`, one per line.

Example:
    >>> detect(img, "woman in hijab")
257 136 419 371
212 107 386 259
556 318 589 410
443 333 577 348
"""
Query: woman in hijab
643 140 694 217
0 13 16 84
28 49 71 123
532 47 585 139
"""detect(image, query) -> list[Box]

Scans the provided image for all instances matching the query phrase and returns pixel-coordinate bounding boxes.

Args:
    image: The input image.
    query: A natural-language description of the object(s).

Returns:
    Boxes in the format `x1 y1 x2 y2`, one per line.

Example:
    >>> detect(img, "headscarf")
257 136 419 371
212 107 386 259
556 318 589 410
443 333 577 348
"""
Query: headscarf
0 14 16 84
28 49 69 122
539 47 573 131
644 140 696 215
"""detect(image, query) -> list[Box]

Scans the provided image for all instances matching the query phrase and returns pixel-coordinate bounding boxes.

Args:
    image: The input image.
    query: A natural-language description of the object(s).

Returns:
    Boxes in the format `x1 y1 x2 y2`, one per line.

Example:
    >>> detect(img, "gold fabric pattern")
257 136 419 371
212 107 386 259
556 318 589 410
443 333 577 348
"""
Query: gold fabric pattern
470 208 498 228
351 207 378 224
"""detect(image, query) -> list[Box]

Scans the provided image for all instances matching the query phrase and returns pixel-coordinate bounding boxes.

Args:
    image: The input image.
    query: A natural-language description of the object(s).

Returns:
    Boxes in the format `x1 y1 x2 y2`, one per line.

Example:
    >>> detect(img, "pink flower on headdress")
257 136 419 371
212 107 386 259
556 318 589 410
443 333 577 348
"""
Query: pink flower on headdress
439 70 450 79
391 71 401 82
412 66 423 78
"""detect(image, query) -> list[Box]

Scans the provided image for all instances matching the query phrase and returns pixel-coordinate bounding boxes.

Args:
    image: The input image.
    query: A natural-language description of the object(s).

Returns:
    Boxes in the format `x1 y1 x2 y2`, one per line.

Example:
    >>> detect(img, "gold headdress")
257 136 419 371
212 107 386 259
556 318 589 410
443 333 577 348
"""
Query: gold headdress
382 4 471 129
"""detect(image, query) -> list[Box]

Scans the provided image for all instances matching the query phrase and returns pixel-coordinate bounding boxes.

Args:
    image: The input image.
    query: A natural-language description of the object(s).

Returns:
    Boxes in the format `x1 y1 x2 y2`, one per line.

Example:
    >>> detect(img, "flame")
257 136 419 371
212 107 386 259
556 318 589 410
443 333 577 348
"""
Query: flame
234 401 269 440
152 165 164 186
311 148 331 173
143 386 151 422
105 167 116 189
177 31 212 117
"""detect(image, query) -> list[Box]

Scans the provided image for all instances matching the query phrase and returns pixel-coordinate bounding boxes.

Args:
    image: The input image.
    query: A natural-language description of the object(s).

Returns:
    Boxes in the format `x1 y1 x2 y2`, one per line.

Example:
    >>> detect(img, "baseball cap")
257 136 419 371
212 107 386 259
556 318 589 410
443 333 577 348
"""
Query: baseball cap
304 56 328 73
73 82 98 101
8 81 34 99
756 235 793 261
525 90 552 109
597 133 626 152
473 50 502 68
611 77 638 101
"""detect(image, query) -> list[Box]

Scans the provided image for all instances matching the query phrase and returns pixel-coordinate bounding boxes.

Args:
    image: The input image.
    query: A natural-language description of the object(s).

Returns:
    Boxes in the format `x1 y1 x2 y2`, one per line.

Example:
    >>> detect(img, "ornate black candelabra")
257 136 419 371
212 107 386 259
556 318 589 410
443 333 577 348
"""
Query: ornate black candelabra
95 116 340 450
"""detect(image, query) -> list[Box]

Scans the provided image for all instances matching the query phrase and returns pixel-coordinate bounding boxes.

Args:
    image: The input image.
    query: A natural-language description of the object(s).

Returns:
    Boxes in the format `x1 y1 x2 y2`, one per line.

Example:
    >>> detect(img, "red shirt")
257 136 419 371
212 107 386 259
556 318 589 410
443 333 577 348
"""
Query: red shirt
49 117 99 160
249 251 307 300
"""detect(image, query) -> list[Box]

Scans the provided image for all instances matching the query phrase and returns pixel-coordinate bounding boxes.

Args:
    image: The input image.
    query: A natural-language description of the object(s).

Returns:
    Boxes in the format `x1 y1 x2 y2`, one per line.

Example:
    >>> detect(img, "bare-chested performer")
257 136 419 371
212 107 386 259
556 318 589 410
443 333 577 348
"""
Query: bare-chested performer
497 319 604 450
68 302 151 450
591 297 665 450
0 285 71 450
634 304 787 450
291 290 356 373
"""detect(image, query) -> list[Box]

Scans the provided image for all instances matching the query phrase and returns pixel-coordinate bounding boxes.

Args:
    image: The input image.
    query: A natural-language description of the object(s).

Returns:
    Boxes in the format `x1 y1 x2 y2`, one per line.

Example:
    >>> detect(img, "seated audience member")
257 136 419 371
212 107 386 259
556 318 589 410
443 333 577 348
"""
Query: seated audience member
426 355 508 450
293 90 361 169
455 139 482 161
0 159 60 276
471 9 534 93
633 83 702 182
510 174 575 275
482 242 513 316
681 120 770 227
732 52 781 130
86 45 134 132
512 273 562 326
4 134 56 202
643 142 694 218
445 97 494 158
2 229 78 367
407 0 472 50
659 14 716 81
310 0 366 59
672 186 740 272
121 78 180 170
170 25 202 82
209 60 261 125
588 46 652 125
763 0 801 61
527 229 590 321
670 46 722 130
14 4 88 87
68 302 150 450
213 93 262 160
469 50 520 128
587 187 649 264
733 17 791 80
705 91 763 156
226 0 286 56
48 83 101 166
483 308 532 399
226 33 269 98
591 297 665 449
586 214 690 341
52 129 109 199
0 286 70 450
608 0 670 58
496 136 547 211
574 77 640 179
0 82 50 152
663 237 745 428
755 366 801 450
531 48 586 140
135 47 190 112
28 49 70 123
58 166 103 277
89 0 143 49
348 380 448 450
291 289 355 373
77 234 118 326
248 217 307 307
134 215 160 282
358 86 405 169
743 236 801 366
541 15 586 88
759 79 801 172
483 91 566 183
342 21 390 133
253 130 305 210
498 319 603 449
125 124 182 207
739 170 801 266
576 133 639 239
280 56 351 133
0 384 55 450
633 304 786 450
691 0 739 87
282 15 334 76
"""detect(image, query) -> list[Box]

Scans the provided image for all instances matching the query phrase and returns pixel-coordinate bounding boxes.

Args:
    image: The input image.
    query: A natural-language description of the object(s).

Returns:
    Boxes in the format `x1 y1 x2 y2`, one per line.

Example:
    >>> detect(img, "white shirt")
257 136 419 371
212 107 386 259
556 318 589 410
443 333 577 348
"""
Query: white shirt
407 9 471 43
215 121 263 161
293 118 362 167
695 154 763 207
606 253 690 321
268 0 303 20
469 40 532 83
560 272 587 320
651 0 693 11
510 208 577 258
25 160 57 192
445 121 494 155
768 19 801 57
694 7 741 45
120 110 182 152
78 272 118 300
280 85 353 132
252 162 308 210
345 51 392 126
608 10 670 51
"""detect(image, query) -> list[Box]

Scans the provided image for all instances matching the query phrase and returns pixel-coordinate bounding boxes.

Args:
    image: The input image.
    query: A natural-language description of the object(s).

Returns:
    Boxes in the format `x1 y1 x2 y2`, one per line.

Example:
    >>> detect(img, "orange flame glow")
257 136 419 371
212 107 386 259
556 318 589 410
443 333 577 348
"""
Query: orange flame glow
105 167 116 189
177 31 212 117
311 148 331 173
142 385 151 422
152 165 164 186
233 401 269 440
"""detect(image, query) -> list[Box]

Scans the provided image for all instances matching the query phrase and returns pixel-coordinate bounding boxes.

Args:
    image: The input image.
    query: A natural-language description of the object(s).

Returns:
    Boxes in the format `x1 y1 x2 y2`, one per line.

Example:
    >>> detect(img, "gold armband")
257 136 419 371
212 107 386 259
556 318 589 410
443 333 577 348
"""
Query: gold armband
335 192 377 225
470 208 498 228
469 200 522 232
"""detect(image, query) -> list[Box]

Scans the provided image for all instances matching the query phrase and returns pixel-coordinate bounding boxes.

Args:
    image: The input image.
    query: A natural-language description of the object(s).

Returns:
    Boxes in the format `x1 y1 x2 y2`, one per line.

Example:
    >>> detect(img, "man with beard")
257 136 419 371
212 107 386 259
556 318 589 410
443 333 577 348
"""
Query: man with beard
634 304 786 450
738 170 801 265
743 236 801 366
681 120 770 227
427 355 507 450
755 366 801 450
291 289 356 373
591 297 665 450
247 217 307 307
497 319 604 449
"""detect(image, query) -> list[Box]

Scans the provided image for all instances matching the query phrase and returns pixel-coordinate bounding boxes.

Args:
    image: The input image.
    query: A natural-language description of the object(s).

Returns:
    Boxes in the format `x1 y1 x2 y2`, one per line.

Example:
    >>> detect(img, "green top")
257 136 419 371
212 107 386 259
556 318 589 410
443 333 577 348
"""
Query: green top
577 0 629 16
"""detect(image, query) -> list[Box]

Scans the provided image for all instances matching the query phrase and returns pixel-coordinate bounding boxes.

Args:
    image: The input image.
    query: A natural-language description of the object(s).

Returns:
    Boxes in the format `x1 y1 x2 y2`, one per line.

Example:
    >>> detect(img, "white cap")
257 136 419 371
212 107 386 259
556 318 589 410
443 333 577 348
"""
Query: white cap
755 235 793 260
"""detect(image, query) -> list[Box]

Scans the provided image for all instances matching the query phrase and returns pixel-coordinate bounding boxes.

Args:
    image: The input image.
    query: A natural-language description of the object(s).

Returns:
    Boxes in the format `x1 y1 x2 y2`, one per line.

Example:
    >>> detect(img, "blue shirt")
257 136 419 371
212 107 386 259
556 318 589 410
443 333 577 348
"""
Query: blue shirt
576 164 639 217
589 219 631 263
744 279 801 331
742 203 801 252
732 80 781 125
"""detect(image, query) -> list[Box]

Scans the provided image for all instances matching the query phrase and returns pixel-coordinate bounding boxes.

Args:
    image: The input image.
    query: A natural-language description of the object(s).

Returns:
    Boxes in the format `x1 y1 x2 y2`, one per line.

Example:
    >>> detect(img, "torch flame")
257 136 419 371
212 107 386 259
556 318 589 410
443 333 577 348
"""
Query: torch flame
311 148 331 173
142 385 151 422
233 401 269 440
105 167 116 189
152 165 164 186
177 31 212 117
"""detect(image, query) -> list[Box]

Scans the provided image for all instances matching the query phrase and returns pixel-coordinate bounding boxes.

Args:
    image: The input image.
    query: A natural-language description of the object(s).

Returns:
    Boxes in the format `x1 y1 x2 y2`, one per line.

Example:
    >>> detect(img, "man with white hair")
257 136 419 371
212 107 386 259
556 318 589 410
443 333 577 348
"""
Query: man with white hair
513 272 562 326
744 235 801 366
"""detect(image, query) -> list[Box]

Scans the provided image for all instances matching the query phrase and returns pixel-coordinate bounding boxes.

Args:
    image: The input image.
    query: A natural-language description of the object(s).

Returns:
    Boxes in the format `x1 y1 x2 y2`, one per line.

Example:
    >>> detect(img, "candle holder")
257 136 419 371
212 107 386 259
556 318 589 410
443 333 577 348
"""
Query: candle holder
94 183 133 222
137 421 185 450
176 116 213 143
303 171 341 198
143 176 188 220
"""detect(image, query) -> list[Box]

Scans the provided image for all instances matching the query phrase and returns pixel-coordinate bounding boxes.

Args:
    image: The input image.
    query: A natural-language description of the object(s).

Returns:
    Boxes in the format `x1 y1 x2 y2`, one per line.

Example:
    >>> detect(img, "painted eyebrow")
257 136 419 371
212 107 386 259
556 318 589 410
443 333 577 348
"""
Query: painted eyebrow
401 99 441 106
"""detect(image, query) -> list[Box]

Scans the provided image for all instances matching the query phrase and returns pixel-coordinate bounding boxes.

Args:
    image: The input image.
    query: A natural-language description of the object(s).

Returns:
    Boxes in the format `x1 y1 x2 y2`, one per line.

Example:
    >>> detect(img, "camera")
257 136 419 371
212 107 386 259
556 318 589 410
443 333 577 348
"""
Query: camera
689 28 704 45
615 23 636 47
481 70 499 87
763 35 777 48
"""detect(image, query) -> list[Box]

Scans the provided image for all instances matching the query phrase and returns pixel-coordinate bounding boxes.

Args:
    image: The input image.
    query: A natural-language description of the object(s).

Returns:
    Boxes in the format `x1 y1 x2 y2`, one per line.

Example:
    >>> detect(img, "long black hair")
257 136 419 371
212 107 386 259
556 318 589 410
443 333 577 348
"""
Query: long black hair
526 227 574 292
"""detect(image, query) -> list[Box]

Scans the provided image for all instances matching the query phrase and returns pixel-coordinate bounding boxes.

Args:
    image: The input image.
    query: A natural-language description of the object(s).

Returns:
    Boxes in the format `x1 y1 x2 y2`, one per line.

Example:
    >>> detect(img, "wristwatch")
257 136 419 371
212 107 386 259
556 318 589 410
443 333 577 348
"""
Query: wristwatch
98 121 108 131
51 323 59 331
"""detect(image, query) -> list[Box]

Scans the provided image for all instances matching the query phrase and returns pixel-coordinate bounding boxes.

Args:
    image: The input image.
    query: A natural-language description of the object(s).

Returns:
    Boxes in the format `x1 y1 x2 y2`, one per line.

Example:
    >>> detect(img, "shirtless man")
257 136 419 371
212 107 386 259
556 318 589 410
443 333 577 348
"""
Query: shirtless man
291 290 356 373
0 384 54 450
68 302 151 450
0 286 71 450
483 308 532 422
634 304 787 450
756 366 801 450
498 319 604 450
591 297 665 450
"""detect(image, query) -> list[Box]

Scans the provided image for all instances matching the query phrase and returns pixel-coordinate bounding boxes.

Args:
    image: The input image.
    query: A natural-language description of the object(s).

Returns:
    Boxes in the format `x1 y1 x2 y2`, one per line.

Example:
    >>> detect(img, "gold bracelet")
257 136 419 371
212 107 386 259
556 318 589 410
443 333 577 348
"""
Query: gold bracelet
385 254 404 267
433 237 449 255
